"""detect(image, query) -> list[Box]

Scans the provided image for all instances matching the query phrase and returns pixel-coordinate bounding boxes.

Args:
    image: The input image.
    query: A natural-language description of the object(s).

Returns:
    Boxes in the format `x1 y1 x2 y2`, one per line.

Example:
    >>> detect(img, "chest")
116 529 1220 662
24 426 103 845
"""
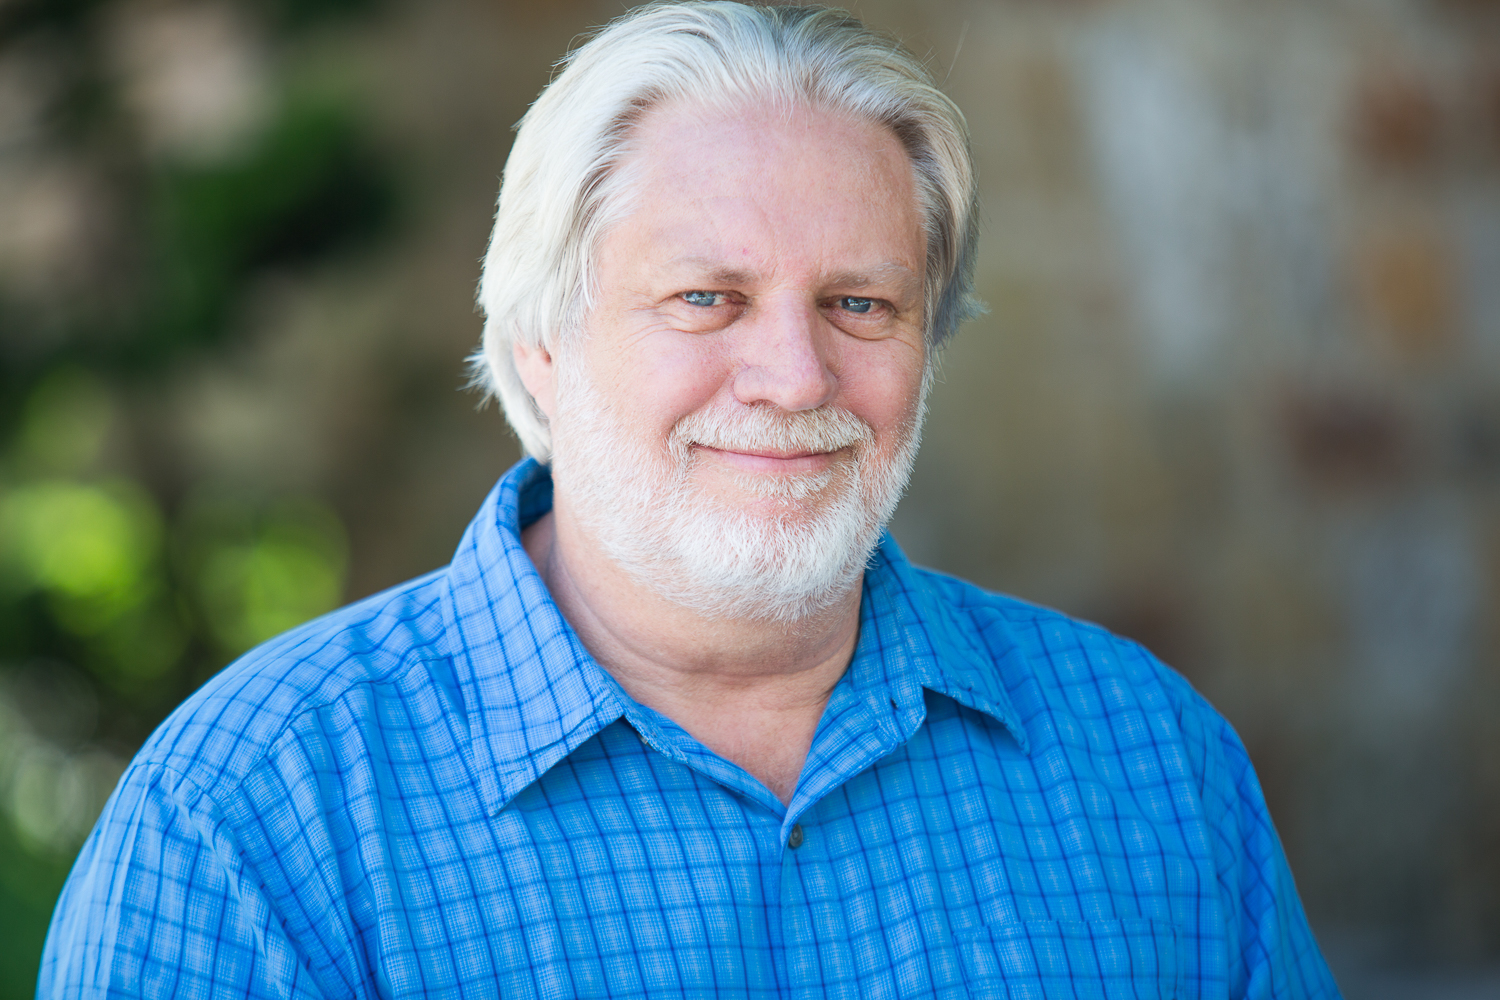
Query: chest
329 708 1220 1000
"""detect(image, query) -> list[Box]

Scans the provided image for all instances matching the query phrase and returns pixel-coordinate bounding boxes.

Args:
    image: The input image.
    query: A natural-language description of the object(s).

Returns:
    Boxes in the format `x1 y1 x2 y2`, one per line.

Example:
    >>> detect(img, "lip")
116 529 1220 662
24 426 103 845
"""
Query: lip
694 444 845 475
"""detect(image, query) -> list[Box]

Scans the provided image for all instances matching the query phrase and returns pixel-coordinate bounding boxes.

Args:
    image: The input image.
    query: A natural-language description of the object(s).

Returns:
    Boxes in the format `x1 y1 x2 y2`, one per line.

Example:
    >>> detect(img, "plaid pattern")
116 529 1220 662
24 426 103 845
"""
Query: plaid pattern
40 459 1339 998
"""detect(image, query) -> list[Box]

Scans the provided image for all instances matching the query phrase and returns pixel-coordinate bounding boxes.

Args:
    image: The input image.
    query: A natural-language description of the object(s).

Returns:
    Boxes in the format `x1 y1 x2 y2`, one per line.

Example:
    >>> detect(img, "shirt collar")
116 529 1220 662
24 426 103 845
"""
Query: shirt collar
440 459 1030 815
856 534 1031 755
439 459 627 814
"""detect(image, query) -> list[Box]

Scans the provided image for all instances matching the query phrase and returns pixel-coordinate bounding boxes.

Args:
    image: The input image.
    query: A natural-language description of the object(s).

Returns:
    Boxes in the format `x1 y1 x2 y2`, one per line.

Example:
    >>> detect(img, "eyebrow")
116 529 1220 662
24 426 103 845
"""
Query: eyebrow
827 262 920 290
668 257 759 285
667 256 919 290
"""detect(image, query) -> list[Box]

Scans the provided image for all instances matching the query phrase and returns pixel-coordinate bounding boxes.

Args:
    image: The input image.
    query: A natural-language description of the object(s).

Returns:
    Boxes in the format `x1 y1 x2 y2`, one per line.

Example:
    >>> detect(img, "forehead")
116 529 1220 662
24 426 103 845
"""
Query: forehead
609 97 926 278
637 93 908 166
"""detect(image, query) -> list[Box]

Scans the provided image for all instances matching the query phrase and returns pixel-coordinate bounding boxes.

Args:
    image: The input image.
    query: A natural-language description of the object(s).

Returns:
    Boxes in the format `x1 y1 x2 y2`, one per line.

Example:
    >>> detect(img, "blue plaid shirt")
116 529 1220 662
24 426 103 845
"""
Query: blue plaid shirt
41 459 1339 999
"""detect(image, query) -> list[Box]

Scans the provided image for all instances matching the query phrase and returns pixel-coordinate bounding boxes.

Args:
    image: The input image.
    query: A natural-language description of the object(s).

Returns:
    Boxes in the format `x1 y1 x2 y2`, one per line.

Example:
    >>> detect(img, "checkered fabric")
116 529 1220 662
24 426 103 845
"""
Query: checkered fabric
40 459 1340 998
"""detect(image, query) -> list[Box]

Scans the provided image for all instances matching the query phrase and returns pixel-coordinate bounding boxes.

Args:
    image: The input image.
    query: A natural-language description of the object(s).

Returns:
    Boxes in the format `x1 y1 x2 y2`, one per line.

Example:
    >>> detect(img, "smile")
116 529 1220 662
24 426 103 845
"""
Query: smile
693 444 849 475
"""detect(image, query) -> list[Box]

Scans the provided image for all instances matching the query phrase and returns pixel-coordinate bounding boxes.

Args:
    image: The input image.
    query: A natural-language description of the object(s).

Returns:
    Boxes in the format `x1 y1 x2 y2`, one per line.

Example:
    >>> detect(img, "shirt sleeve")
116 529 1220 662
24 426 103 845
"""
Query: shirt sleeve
1153 659 1343 1000
38 761 330 1000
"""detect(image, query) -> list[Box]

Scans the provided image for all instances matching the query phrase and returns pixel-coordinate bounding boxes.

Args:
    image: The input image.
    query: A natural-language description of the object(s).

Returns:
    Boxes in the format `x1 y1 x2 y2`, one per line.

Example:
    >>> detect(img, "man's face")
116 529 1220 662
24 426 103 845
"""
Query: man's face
536 98 929 620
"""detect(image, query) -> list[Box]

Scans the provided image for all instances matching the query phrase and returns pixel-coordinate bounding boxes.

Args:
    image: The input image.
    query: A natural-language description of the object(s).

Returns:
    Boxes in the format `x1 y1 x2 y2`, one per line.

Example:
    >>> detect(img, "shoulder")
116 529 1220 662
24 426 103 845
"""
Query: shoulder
42 569 463 997
912 564 1164 682
911 564 1233 762
132 567 454 802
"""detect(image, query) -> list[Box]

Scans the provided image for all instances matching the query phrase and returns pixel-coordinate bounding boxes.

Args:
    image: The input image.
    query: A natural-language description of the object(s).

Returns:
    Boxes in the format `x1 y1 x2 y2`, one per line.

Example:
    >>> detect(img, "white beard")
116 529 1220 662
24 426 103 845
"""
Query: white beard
548 355 926 623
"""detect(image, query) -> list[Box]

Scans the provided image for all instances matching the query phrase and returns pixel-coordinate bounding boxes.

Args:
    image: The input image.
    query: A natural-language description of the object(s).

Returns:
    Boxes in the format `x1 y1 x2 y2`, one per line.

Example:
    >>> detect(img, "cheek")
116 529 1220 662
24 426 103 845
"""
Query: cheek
591 331 732 431
835 342 926 439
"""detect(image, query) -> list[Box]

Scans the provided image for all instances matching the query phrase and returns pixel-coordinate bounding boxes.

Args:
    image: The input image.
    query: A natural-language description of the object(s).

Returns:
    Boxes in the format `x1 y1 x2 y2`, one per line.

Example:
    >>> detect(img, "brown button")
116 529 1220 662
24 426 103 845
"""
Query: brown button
788 824 804 849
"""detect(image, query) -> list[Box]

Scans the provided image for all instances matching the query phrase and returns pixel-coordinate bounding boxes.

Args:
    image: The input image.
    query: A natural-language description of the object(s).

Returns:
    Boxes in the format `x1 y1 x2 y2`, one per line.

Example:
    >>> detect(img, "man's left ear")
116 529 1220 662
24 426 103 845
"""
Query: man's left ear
513 339 558 423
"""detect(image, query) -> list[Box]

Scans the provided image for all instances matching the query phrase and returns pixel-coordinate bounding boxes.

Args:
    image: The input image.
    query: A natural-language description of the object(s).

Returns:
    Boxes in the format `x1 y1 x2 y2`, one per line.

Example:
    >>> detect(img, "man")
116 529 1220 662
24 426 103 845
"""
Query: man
41 3 1340 997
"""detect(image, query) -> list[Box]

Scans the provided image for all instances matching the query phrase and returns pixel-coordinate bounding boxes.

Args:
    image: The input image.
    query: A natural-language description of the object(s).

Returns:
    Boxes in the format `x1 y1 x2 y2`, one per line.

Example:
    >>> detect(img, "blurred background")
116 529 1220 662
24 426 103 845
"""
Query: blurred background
0 0 1495 995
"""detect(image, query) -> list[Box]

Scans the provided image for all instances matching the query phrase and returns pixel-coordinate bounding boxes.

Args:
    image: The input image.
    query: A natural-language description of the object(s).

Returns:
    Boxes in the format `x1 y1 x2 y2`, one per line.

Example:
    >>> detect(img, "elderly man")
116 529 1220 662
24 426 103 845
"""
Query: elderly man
41 3 1340 998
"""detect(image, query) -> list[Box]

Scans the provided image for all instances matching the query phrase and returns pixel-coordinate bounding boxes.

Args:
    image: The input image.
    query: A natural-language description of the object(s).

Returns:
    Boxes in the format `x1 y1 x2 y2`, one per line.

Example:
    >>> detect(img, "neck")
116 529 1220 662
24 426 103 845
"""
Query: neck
522 504 862 805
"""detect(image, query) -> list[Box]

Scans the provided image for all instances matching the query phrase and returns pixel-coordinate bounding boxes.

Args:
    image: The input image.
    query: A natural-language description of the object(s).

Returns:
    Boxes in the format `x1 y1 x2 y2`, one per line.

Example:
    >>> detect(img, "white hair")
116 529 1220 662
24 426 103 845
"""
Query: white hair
472 1 980 461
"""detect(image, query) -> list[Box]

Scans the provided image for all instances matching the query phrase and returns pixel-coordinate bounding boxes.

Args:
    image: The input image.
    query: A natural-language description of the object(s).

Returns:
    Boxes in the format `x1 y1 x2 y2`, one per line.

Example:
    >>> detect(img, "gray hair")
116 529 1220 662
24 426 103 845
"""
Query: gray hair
472 1 980 461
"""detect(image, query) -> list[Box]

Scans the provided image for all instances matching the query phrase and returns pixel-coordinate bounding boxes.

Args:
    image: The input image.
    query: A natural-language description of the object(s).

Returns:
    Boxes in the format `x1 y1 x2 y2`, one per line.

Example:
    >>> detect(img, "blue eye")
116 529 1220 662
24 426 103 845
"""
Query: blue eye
682 291 723 307
841 297 875 314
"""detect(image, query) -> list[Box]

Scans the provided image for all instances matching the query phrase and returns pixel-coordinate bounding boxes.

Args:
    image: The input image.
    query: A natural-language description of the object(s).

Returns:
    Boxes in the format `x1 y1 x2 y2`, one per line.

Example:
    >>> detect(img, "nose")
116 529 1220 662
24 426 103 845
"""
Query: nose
731 299 838 412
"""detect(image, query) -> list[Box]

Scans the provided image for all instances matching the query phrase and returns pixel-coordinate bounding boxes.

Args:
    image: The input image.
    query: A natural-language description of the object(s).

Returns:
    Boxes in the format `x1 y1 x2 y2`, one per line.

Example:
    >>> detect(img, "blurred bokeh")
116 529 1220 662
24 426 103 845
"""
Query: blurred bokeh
0 0 1496 996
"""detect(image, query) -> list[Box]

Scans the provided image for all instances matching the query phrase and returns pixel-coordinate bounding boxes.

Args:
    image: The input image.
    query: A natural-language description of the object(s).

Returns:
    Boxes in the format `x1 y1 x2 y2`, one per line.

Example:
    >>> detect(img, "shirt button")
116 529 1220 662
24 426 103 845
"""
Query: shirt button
788 824 804 849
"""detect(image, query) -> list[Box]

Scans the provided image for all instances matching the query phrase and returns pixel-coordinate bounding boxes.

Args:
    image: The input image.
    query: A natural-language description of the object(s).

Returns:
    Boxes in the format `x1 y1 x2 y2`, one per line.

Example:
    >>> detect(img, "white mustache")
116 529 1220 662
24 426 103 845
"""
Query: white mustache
673 404 871 456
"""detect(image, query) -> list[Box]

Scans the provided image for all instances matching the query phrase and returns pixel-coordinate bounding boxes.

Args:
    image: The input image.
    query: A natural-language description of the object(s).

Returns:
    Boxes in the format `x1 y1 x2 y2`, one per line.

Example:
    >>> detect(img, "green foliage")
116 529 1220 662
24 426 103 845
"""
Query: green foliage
0 818 73 998
261 0 386 33
140 95 396 361
181 494 349 657
0 0 111 46
0 479 179 677
0 1 400 992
